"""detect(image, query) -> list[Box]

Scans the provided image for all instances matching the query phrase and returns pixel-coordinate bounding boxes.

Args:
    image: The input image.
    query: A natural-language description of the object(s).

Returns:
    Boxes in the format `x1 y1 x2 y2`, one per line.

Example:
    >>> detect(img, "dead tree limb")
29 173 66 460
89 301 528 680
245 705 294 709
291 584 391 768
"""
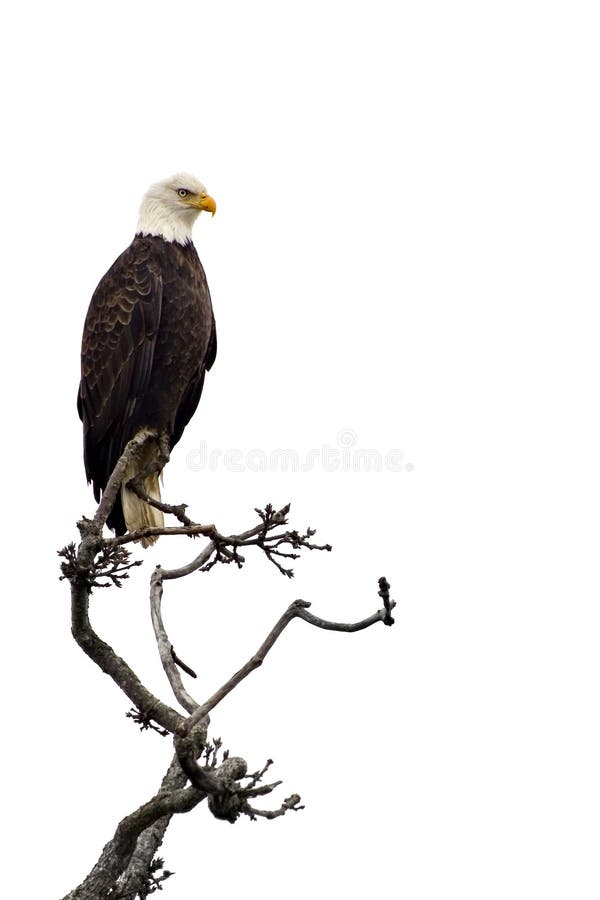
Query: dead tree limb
59 437 396 897
150 569 199 715
179 592 395 737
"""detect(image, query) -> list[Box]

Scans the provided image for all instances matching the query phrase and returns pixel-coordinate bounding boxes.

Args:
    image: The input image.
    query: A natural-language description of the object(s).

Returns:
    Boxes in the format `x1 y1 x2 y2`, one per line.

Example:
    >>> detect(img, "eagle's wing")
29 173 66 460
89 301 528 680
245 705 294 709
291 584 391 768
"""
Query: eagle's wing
78 240 163 496
206 314 217 371
171 314 217 448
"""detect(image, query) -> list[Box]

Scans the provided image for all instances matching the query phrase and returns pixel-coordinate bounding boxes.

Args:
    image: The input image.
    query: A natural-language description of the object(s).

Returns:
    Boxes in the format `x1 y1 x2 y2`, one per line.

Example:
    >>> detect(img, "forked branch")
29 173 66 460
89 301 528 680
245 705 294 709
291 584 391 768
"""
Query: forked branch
178 589 396 738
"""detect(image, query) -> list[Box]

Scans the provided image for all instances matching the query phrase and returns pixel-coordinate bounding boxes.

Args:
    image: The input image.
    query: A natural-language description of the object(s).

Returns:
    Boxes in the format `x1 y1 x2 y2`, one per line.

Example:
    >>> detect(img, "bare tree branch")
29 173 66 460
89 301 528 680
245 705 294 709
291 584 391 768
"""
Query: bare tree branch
245 793 305 820
149 568 200 715
180 584 396 737
106 502 292 559
69 573 183 734
128 482 193 528
62 770 204 900
59 436 396 896
110 754 185 900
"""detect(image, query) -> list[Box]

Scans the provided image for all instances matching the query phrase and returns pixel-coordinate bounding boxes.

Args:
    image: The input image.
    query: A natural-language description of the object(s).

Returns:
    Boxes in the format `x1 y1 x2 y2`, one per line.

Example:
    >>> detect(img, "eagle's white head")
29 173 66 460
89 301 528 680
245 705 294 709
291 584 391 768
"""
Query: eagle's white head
136 173 216 245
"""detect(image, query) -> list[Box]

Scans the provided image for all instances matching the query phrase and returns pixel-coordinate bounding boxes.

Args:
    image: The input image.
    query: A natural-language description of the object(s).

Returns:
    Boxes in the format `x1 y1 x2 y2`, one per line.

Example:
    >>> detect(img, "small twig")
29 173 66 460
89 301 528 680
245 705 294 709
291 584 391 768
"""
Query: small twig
243 758 274 790
245 794 304 820
378 576 395 626
171 646 197 679
126 708 170 737
242 779 283 798
202 737 224 768
127 480 194 528
199 543 244 573
156 503 292 580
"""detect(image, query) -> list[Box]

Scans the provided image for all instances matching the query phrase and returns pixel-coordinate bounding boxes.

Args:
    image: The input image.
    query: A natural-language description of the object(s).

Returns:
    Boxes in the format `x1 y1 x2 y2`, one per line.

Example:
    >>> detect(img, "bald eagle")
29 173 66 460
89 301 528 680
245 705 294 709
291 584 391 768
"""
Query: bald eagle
77 174 217 545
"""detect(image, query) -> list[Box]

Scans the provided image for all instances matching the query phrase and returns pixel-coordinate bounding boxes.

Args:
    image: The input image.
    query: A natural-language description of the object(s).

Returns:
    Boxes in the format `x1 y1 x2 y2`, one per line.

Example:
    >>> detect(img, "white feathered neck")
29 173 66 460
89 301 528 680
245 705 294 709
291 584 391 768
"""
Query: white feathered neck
136 173 207 245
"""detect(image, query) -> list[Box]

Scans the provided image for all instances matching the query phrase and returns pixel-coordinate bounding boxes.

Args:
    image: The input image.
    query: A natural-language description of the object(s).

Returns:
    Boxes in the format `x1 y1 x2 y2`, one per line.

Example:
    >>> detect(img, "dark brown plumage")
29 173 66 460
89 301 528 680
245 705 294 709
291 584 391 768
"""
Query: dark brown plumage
78 233 216 537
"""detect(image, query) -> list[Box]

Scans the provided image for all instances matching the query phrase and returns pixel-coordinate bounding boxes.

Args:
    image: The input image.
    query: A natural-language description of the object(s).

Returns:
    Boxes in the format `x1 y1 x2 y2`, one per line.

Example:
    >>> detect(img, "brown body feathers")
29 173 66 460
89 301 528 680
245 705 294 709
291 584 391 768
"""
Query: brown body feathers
78 234 216 537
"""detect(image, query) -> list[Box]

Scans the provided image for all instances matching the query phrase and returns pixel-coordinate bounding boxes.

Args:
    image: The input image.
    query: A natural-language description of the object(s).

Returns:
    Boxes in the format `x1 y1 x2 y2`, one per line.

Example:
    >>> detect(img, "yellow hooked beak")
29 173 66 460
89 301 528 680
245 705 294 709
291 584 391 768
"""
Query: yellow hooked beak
191 192 216 216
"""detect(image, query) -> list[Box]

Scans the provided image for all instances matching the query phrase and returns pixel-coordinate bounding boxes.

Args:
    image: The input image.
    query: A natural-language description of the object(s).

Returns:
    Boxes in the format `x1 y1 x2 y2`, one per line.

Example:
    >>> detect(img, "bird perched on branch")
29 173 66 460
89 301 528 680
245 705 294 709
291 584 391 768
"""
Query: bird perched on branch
77 173 217 545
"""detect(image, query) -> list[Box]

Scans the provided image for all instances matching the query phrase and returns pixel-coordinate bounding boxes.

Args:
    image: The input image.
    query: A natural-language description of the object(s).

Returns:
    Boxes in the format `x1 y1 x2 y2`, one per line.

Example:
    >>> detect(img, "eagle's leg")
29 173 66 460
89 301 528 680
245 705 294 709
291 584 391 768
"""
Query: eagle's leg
158 432 171 472
122 428 167 547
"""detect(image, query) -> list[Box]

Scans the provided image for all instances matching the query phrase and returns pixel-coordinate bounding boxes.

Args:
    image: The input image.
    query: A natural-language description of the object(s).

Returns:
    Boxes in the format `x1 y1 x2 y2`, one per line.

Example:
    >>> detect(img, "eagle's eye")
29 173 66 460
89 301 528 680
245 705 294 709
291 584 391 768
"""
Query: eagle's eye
177 188 190 198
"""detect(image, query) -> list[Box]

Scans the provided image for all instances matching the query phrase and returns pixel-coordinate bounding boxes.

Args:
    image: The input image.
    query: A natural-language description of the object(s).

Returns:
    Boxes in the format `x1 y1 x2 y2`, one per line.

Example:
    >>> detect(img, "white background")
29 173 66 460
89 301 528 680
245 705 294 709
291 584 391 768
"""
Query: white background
2 2 599 897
